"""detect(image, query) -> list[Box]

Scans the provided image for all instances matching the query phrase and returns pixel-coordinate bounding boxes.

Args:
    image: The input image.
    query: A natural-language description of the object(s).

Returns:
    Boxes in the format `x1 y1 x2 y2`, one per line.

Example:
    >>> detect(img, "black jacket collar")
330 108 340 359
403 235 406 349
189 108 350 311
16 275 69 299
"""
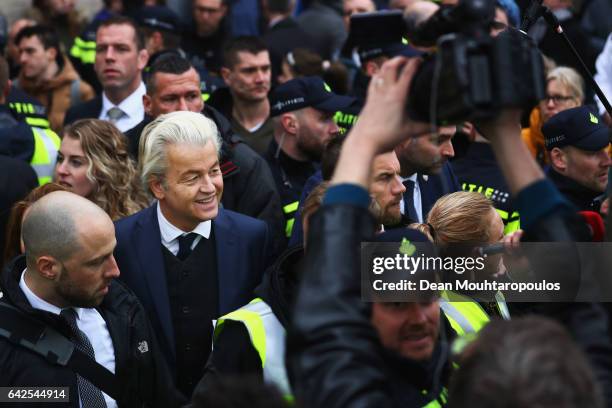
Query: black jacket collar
548 168 604 211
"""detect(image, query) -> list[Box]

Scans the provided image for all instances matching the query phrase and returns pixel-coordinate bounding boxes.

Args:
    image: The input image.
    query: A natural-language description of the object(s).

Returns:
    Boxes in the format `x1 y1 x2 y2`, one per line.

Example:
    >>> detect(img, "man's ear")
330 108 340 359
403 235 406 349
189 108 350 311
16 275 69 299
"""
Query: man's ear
47 47 58 65
143 93 152 116
137 48 149 71
37 256 60 280
219 3 228 18
220 66 232 84
149 176 166 200
549 147 567 173
280 112 298 135
364 60 381 77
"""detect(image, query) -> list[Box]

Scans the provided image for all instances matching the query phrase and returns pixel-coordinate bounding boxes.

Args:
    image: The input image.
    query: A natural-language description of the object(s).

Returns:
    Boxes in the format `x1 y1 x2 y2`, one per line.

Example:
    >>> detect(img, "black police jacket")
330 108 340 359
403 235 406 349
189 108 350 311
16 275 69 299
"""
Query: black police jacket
547 167 605 213
0 105 36 163
0 256 185 408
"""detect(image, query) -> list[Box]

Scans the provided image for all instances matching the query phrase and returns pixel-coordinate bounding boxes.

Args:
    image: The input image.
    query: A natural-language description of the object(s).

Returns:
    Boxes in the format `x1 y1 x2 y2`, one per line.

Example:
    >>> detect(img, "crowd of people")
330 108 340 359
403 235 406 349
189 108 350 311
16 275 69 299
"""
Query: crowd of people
0 0 611 407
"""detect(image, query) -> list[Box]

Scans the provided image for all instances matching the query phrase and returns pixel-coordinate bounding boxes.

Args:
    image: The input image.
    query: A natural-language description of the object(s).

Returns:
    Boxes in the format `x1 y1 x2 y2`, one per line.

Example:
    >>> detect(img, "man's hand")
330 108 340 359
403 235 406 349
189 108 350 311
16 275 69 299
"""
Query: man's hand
473 109 522 144
331 57 429 188
473 108 544 195
351 57 430 154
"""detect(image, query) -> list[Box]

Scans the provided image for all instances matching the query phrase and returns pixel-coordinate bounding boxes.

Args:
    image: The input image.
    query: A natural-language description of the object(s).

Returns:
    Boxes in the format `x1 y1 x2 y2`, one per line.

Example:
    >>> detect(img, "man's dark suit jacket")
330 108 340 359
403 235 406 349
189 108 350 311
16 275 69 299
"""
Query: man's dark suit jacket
63 96 102 125
113 203 271 375
417 161 461 219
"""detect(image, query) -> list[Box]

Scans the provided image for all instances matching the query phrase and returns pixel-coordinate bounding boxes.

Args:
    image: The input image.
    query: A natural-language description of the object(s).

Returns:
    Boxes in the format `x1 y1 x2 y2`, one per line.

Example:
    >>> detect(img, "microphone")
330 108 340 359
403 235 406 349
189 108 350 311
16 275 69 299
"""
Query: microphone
579 211 605 242
520 0 544 32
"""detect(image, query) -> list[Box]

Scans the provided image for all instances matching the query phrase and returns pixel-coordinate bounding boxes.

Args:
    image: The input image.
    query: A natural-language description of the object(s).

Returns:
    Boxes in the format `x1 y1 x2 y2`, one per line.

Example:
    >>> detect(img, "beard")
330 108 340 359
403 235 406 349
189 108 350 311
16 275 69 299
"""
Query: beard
56 264 105 308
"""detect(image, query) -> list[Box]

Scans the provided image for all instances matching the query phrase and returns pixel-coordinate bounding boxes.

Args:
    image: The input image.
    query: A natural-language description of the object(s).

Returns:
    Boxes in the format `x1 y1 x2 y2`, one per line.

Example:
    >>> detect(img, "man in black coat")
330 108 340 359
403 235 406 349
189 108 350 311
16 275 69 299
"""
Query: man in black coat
544 106 612 213
0 191 184 407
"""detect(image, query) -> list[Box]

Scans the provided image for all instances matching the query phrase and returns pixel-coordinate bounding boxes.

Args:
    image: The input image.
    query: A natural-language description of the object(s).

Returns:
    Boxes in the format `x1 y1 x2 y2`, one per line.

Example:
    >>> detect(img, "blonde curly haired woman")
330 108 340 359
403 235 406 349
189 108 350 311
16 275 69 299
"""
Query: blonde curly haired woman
54 119 149 220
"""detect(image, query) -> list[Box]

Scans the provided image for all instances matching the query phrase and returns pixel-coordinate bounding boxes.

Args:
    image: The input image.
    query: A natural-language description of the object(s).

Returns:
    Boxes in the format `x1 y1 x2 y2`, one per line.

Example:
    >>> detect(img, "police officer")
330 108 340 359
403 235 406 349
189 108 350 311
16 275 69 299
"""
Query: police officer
266 76 354 237
544 106 612 213
0 56 59 185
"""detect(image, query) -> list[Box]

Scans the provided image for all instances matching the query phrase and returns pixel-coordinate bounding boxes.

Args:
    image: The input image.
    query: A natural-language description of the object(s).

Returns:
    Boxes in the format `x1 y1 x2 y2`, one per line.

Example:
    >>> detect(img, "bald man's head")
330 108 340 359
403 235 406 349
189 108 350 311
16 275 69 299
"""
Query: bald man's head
22 191 119 308
23 191 110 267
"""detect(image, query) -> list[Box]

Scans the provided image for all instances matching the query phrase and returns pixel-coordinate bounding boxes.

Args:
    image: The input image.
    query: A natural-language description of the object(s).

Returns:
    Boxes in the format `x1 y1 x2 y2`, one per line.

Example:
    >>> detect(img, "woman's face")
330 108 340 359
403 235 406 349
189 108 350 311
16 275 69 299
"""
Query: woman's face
482 208 506 277
54 136 95 198
540 79 581 123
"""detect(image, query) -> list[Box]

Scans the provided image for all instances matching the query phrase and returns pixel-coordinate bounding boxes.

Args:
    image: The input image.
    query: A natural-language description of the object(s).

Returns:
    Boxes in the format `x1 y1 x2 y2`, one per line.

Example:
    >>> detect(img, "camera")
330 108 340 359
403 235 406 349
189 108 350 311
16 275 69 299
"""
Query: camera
406 0 546 124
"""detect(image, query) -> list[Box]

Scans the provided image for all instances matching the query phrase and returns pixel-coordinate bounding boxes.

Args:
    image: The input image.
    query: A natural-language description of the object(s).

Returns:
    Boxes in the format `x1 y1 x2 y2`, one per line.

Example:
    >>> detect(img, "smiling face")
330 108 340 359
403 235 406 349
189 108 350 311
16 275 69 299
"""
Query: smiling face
55 136 95 198
372 300 440 361
151 142 223 231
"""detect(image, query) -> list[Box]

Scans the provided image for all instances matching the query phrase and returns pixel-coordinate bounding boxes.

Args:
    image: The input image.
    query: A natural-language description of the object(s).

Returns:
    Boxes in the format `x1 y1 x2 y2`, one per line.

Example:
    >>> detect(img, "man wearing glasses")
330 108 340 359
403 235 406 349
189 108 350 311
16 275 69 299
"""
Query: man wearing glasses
181 0 229 75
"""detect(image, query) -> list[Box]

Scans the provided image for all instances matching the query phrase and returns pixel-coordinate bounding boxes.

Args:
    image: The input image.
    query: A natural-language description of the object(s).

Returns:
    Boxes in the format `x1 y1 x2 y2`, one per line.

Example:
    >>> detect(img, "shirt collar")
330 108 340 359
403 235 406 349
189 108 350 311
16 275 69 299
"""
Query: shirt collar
402 173 418 183
101 82 146 119
19 269 83 319
156 201 211 245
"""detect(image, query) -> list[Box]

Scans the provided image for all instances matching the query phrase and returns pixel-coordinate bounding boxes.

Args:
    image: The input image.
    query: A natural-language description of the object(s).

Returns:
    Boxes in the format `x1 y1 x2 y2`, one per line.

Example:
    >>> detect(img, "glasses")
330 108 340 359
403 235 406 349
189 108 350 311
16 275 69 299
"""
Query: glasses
542 94 575 104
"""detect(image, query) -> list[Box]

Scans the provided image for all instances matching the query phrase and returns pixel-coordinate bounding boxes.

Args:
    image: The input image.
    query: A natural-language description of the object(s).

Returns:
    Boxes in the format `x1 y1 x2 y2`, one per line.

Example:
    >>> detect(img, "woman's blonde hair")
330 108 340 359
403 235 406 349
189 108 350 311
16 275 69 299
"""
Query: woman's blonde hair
63 119 149 220
547 66 585 104
426 191 496 246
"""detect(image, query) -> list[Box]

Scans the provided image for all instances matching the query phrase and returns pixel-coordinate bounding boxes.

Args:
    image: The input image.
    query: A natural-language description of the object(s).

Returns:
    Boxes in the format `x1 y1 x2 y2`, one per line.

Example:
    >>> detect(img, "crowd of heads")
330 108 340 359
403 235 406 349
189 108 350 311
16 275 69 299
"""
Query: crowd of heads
0 0 610 406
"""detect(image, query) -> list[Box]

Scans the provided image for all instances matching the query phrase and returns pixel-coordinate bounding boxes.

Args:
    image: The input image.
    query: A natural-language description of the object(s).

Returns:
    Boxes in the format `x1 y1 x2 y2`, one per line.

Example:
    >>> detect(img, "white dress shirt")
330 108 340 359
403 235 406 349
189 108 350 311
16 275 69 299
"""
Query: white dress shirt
157 203 212 255
19 270 117 408
99 82 146 132
400 173 423 223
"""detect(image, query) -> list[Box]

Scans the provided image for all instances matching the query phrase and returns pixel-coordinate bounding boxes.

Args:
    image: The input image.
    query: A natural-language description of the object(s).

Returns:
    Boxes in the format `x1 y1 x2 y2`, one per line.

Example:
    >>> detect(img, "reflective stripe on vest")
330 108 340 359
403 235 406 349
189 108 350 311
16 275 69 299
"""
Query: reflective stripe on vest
26 117 50 129
283 201 299 237
70 37 96 64
496 208 521 234
215 298 291 397
439 291 490 336
422 387 448 407
30 127 61 185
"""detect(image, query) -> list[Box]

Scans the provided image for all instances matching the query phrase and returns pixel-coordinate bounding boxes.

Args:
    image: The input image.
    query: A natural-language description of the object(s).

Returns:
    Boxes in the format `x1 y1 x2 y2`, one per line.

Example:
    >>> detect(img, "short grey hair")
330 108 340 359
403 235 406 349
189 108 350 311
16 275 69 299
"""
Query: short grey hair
139 111 222 195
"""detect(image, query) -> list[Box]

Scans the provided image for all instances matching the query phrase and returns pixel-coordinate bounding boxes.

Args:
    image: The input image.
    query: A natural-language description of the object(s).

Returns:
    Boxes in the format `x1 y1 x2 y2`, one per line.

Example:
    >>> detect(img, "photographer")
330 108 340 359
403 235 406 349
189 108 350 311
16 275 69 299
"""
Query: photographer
286 53 611 406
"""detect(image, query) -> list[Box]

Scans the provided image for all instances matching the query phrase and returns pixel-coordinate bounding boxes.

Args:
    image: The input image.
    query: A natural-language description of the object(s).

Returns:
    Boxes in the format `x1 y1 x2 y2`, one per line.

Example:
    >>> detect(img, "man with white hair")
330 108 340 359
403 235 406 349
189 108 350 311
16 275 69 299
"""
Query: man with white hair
114 111 271 399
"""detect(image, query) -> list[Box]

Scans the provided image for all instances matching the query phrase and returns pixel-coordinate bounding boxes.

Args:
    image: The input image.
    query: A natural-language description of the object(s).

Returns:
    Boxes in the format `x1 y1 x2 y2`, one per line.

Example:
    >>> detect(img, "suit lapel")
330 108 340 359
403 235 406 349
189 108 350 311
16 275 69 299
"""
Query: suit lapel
134 203 176 358
212 209 239 314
